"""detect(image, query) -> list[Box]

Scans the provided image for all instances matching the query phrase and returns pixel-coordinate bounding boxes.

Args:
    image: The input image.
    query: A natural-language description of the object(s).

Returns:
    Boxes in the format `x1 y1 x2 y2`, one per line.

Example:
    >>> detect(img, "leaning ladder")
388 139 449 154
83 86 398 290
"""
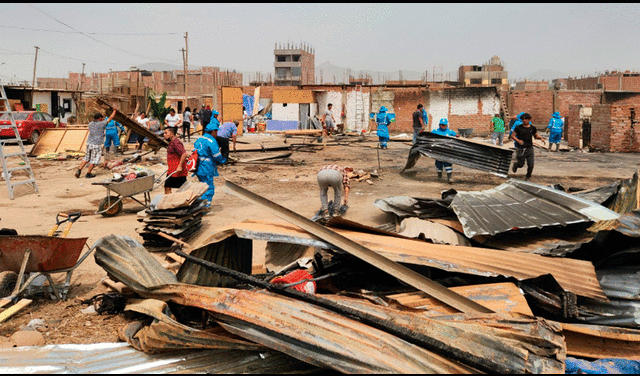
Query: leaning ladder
0 85 39 199
499 90 510 120
354 85 366 132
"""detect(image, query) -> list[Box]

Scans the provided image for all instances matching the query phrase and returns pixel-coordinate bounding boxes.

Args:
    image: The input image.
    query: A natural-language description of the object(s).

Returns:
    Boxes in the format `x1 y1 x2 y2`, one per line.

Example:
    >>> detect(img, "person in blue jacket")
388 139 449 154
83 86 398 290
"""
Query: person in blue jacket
431 118 459 184
193 121 226 207
104 117 125 153
375 106 391 149
547 111 564 152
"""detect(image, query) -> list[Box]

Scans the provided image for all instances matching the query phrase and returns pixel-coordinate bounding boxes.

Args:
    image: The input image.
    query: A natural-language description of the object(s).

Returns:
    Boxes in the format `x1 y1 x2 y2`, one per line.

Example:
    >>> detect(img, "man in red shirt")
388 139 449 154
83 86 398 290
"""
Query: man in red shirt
163 127 190 194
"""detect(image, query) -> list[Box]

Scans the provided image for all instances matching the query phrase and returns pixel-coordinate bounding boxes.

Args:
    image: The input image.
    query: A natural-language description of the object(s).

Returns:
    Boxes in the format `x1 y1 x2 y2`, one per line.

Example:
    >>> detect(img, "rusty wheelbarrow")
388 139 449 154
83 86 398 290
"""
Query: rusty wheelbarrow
0 213 90 302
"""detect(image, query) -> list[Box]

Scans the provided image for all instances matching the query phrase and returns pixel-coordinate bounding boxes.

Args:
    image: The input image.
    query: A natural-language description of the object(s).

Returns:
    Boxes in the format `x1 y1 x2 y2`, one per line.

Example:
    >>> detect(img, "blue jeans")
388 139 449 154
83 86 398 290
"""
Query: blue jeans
378 136 389 148
435 160 452 173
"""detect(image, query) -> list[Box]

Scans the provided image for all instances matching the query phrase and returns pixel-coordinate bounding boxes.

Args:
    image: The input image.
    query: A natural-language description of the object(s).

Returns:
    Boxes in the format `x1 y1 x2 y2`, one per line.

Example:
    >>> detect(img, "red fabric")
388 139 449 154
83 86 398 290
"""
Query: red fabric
167 137 188 177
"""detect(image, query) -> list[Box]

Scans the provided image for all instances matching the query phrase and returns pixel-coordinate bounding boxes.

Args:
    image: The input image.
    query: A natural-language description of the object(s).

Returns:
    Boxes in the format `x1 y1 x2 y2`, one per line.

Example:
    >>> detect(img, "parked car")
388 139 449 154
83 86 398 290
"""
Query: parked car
0 111 65 144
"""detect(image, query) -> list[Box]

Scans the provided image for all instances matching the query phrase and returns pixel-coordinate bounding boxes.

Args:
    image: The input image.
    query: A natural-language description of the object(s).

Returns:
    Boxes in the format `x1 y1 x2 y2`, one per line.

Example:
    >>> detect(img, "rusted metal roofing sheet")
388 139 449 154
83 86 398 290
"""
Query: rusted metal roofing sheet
450 179 620 238
198 219 608 301
561 322 640 360
386 282 534 316
319 295 566 373
402 132 514 177
0 342 320 373
373 194 457 219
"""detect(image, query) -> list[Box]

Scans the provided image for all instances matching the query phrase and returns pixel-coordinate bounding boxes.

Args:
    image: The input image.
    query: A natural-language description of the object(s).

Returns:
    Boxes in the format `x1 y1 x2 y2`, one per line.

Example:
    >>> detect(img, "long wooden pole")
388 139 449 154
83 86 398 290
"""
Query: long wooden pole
184 32 188 110
31 46 39 89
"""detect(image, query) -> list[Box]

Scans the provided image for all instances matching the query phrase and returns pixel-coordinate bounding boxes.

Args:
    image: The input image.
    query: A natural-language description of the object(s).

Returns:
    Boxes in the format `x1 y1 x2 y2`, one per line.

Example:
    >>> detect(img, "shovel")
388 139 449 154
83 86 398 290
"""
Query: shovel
47 212 82 238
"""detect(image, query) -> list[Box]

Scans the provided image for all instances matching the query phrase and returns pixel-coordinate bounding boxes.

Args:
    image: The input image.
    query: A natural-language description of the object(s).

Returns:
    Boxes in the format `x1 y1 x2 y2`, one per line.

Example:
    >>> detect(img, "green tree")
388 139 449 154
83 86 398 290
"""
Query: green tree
148 91 173 129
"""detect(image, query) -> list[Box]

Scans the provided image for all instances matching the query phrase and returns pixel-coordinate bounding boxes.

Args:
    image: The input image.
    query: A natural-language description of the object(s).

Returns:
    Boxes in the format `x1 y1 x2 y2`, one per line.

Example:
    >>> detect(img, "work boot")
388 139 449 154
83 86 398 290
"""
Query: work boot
525 176 531 181
512 164 518 173
74 169 81 178
437 171 443 179
447 172 454 184
321 209 330 220
85 172 96 178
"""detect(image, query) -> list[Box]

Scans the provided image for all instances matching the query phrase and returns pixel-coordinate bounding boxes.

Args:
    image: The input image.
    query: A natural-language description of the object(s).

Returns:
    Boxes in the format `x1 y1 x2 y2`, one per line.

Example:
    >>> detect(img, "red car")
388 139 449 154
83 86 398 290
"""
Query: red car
0 111 65 144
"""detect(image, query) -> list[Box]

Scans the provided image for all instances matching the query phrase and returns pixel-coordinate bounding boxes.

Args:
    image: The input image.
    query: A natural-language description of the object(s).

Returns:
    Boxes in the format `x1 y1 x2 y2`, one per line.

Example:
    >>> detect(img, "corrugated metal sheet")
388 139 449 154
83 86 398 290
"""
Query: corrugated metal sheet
0 343 320 373
319 295 565 373
589 171 639 232
121 299 264 353
561 322 640 360
197 220 608 301
472 226 596 256
93 235 476 373
450 179 620 238
373 195 457 219
402 132 514 177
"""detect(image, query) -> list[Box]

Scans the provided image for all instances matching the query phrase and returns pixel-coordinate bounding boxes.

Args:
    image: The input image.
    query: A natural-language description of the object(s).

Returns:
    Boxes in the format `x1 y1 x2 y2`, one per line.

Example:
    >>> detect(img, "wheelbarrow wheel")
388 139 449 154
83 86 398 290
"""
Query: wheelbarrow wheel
98 196 123 217
0 271 18 298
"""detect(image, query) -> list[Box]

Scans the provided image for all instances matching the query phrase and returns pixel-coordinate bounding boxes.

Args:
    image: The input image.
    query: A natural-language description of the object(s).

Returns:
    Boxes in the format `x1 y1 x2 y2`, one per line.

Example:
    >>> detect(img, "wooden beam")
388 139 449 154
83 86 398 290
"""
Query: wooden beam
0 299 32 323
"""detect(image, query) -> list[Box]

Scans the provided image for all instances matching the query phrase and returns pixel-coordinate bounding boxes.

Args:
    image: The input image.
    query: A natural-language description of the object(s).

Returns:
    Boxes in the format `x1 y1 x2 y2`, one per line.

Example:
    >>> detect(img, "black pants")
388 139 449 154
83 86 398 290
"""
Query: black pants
182 122 191 141
216 136 230 162
514 146 535 178
201 121 209 135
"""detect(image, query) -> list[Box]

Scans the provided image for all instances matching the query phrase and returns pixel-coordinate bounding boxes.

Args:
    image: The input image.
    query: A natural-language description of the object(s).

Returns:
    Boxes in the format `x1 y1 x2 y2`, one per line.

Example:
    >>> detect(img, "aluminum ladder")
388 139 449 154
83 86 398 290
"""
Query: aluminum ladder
354 85 366 132
0 85 39 199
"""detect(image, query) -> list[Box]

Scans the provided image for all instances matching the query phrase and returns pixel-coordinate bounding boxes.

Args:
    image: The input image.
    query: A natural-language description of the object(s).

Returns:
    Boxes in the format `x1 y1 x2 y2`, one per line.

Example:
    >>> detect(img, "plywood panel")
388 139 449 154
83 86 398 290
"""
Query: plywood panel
29 128 88 156
273 90 315 104
222 87 242 104
222 103 243 123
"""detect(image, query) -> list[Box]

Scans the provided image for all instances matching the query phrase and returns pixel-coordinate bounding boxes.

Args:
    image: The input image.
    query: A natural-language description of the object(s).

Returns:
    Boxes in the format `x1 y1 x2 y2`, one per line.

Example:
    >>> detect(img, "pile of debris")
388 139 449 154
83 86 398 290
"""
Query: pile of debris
136 181 209 250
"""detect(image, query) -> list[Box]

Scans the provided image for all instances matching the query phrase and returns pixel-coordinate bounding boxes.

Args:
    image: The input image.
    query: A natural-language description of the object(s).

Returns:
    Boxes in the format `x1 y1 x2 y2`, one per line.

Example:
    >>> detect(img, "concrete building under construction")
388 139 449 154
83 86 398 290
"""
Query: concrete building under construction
274 42 315 86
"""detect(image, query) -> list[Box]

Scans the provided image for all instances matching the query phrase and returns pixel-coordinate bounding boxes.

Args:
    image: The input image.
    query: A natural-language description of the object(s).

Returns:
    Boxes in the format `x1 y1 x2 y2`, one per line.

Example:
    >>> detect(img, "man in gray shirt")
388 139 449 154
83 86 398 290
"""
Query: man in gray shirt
75 108 116 178
321 103 336 136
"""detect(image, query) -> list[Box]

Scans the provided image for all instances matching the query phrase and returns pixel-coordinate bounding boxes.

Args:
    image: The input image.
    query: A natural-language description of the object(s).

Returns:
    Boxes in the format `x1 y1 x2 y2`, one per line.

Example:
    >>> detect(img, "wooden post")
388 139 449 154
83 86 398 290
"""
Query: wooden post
184 32 188 110
32 46 39 89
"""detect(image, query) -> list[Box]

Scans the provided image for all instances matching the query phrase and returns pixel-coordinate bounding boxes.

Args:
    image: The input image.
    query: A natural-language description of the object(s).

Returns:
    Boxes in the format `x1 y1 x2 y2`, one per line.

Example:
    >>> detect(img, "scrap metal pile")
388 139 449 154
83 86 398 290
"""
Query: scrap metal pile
136 182 209 250
62 171 638 373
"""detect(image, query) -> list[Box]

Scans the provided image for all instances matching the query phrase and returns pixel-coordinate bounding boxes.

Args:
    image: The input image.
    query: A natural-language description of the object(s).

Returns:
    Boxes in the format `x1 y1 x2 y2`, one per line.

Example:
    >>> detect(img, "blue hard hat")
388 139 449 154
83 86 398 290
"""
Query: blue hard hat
379 106 388 112
205 122 219 132
212 110 219 115
439 118 448 126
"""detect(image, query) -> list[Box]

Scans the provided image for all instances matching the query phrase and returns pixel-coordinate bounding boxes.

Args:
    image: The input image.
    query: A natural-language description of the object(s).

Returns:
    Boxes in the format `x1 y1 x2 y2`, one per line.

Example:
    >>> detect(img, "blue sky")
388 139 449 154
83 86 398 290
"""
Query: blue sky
1 3 638 84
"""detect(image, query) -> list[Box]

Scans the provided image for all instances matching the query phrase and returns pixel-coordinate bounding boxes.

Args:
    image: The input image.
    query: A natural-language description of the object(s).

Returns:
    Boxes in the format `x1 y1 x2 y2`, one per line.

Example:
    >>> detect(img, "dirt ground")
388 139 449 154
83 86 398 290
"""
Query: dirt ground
1 131 639 346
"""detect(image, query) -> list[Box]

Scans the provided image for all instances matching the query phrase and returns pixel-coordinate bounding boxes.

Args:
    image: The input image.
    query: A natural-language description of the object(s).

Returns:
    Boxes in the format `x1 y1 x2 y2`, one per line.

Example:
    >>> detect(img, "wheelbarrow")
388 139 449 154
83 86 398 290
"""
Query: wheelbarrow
0 213 89 304
91 171 176 217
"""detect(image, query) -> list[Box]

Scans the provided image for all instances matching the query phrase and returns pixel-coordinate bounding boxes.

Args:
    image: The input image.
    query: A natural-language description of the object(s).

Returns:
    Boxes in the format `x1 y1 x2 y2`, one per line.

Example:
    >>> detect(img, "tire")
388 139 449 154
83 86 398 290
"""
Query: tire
98 196 123 217
29 130 40 144
0 271 18 298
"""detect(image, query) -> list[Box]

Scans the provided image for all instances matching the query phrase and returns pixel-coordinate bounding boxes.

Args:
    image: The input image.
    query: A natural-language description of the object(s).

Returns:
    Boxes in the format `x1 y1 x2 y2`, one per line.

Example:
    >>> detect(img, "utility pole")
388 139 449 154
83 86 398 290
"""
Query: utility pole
183 31 188 112
181 47 186 111
32 46 39 89
77 63 85 91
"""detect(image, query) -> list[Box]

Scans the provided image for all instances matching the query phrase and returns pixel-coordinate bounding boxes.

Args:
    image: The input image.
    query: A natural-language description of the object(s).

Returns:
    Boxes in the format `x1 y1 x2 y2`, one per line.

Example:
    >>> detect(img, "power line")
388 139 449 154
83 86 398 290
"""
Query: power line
27 4 181 64
0 25 180 36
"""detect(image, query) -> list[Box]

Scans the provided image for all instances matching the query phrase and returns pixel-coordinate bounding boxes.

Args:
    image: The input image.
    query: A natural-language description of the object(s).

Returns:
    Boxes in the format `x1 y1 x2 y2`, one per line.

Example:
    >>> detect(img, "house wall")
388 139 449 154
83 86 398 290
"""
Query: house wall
345 91 371 132
272 103 300 121
566 104 583 147
32 92 51 113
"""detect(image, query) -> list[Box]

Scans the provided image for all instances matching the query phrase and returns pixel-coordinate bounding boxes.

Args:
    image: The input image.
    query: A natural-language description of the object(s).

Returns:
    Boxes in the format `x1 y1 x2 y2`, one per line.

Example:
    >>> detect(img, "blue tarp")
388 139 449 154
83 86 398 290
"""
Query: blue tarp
565 357 640 374
242 94 264 117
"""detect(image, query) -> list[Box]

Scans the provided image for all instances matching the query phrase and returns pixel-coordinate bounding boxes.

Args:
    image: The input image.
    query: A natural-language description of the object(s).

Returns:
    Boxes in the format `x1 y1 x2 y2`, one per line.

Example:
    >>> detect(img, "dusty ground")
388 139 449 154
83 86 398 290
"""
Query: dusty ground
0 131 639 345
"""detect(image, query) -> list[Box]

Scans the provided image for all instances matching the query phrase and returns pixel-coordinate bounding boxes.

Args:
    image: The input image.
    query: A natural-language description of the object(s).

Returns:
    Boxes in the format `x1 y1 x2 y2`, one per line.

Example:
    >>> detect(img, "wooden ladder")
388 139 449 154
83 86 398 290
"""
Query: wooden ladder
354 85 366 132
0 85 39 199
499 90 510 120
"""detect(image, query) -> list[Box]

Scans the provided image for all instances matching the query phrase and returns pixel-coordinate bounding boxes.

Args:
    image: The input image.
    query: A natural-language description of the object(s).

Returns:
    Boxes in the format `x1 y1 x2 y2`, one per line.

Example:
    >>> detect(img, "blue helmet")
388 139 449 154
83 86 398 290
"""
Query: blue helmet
205 122 219 132
517 111 525 120
379 106 388 112
552 111 561 118
212 110 220 116
439 118 448 126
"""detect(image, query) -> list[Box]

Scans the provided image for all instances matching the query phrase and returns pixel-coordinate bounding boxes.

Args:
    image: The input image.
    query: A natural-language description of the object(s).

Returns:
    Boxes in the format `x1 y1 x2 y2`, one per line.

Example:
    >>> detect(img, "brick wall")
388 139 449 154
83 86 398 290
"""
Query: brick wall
589 105 612 150
604 92 640 106
566 104 582 147
609 105 640 152
509 90 554 125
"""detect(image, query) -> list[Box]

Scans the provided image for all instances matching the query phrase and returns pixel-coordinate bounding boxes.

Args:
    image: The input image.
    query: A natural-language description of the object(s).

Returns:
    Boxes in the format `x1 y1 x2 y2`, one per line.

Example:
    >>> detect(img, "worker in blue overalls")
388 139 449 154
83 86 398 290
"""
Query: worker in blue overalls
547 111 564 152
104 117 126 153
431 118 459 184
376 106 391 149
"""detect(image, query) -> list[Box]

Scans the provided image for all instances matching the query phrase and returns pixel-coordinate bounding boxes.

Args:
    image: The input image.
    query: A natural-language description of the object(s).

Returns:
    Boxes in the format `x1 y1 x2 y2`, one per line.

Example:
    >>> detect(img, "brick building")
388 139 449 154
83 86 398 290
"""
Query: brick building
514 80 549 91
458 55 509 91
566 71 640 91
274 42 315 86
